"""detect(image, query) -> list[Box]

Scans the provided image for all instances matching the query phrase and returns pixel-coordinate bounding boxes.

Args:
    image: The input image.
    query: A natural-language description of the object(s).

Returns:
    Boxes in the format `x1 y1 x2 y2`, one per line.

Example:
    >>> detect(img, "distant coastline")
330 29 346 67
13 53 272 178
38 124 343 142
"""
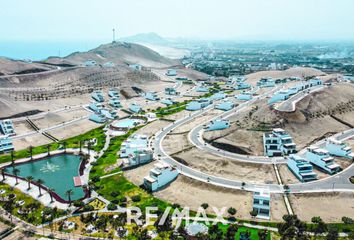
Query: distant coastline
0 40 103 61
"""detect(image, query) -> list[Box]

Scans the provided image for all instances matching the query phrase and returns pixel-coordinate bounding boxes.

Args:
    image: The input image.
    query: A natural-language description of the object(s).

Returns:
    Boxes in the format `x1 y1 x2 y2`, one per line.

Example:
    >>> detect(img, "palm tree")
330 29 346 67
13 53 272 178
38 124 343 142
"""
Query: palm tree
11 151 15 166
1 168 6 181
25 176 34 190
46 144 51 156
65 189 74 205
37 179 45 196
78 140 82 154
63 141 67 153
12 168 20 185
28 146 33 160
48 188 55 203
87 141 92 155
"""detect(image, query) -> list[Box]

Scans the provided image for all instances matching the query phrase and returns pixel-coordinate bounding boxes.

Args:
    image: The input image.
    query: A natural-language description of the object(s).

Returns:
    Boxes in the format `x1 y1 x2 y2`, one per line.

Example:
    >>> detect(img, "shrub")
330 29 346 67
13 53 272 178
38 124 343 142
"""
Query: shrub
110 191 120 197
83 205 94 212
91 176 100 183
131 195 141 202
107 203 117 211
111 199 119 204
227 207 237 216
73 200 84 208
201 203 209 210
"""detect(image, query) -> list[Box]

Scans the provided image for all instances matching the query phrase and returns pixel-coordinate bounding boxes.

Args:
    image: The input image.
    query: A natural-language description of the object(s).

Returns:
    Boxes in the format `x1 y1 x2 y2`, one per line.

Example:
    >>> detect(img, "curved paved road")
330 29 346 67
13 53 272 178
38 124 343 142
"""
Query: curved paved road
153 95 354 193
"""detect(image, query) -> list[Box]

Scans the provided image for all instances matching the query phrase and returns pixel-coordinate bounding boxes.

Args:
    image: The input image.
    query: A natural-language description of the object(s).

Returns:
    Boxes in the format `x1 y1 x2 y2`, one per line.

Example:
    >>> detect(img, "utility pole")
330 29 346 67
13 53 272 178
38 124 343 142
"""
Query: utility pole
112 28 116 43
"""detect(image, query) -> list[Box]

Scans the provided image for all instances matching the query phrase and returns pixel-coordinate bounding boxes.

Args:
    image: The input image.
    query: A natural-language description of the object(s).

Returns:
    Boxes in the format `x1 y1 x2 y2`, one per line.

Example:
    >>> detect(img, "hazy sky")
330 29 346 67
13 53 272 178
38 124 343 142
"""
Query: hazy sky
1 0 354 42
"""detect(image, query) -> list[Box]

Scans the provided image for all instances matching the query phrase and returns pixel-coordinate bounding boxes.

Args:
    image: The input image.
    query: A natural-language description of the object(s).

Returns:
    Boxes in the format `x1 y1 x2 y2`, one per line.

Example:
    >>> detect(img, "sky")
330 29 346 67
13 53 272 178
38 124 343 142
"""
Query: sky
1 0 354 42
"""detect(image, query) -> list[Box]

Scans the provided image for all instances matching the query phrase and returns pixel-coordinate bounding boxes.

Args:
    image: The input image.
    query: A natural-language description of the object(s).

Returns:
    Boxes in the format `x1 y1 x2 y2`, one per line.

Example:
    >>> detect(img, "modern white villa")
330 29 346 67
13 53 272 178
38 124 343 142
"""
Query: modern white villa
326 138 354 159
108 88 120 98
91 90 105 102
128 149 153 167
165 87 178 95
143 162 179 192
263 128 297 157
205 119 230 131
100 109 117 120
129 103 143 113
0 135 14 154
84 59 97 67
186 98 212 111
287 154 317 182
89 113 106 123
161 98 177 106
166 69 177 76
129 64 143 71
268 89 292 104
257 77 275 88
109 97 121 109
215 101 235 111
252 190 271 220
195 86 209 93
145 91 160 101
235 91 253 101
306 146 341 174
88 102 104 113
234 82 252 90
120 134 148 158
210 92 226 100
0 119 15 136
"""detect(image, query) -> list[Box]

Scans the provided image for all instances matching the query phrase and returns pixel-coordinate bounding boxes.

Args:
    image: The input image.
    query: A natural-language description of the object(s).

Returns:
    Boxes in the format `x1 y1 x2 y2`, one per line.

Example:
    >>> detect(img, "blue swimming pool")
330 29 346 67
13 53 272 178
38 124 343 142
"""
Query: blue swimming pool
113 119 142 128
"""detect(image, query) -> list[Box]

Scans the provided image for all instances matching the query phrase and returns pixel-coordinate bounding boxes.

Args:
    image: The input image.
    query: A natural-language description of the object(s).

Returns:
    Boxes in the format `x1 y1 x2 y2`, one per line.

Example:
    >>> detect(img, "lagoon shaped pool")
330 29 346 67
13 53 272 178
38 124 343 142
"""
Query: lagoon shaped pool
113 118 142 128
5 154 85 201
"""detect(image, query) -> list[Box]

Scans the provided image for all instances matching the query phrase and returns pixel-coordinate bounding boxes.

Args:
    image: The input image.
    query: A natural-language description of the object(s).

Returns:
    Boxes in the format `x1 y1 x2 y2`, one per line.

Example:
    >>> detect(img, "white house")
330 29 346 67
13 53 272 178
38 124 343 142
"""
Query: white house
326 138 354 159
0 119 15 136
306 146 341 174
205 119 230 131
287 154 317 182
144 162 179 191
0 135 14 154
252 190 271 220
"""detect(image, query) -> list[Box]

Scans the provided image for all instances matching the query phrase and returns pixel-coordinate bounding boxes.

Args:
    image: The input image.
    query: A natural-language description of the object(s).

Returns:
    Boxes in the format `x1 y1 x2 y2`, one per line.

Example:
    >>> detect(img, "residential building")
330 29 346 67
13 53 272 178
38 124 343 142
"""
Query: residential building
234 82 252 90
84 60 97 67
309 78 323 87
175 76 188 81
326 138 354 159
109 97 121 108
186 98 211 111
161 98 177 106
235 91 252 101
205 119 230 131
196 86 209 92
0 135 14 154
89 114 106 124
88 102 104 113
263 128 297 157
129 64 142 71
306 146 341 174
120 134 148 158
210 92 226 100
129 103 142 113
287 155 317 182
257 78 275 88
215 101 235 111
268 89 291 104
165 87 178 95
144 162 179 191
108 88 120 98
91 91 104 102
166 69 177 76
145 91 160 101
0 119 15 136
100 109 117 119
128 149 153 166
252 190 270 220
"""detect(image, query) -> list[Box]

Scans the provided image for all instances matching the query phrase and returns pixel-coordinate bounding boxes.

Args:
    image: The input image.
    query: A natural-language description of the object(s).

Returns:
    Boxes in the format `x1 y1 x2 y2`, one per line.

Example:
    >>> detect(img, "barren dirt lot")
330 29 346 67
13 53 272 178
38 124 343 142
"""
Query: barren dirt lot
289 192 354 222
162 133 193 155
154 176 287 222
278 164 300 184
175 148 277 184
46 119 99 140
135 119 170 136
13 134 52 149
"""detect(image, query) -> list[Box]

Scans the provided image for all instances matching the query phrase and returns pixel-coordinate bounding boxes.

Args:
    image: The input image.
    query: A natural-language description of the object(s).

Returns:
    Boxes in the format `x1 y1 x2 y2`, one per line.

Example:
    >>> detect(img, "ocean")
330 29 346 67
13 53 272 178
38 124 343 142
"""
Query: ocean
0 40 104 61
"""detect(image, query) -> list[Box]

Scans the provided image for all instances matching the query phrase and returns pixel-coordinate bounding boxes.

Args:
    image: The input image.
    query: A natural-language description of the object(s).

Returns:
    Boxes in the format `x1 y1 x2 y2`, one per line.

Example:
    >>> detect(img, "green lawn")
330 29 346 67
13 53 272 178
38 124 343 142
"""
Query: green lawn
217 223 271 240
0 126 106 164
